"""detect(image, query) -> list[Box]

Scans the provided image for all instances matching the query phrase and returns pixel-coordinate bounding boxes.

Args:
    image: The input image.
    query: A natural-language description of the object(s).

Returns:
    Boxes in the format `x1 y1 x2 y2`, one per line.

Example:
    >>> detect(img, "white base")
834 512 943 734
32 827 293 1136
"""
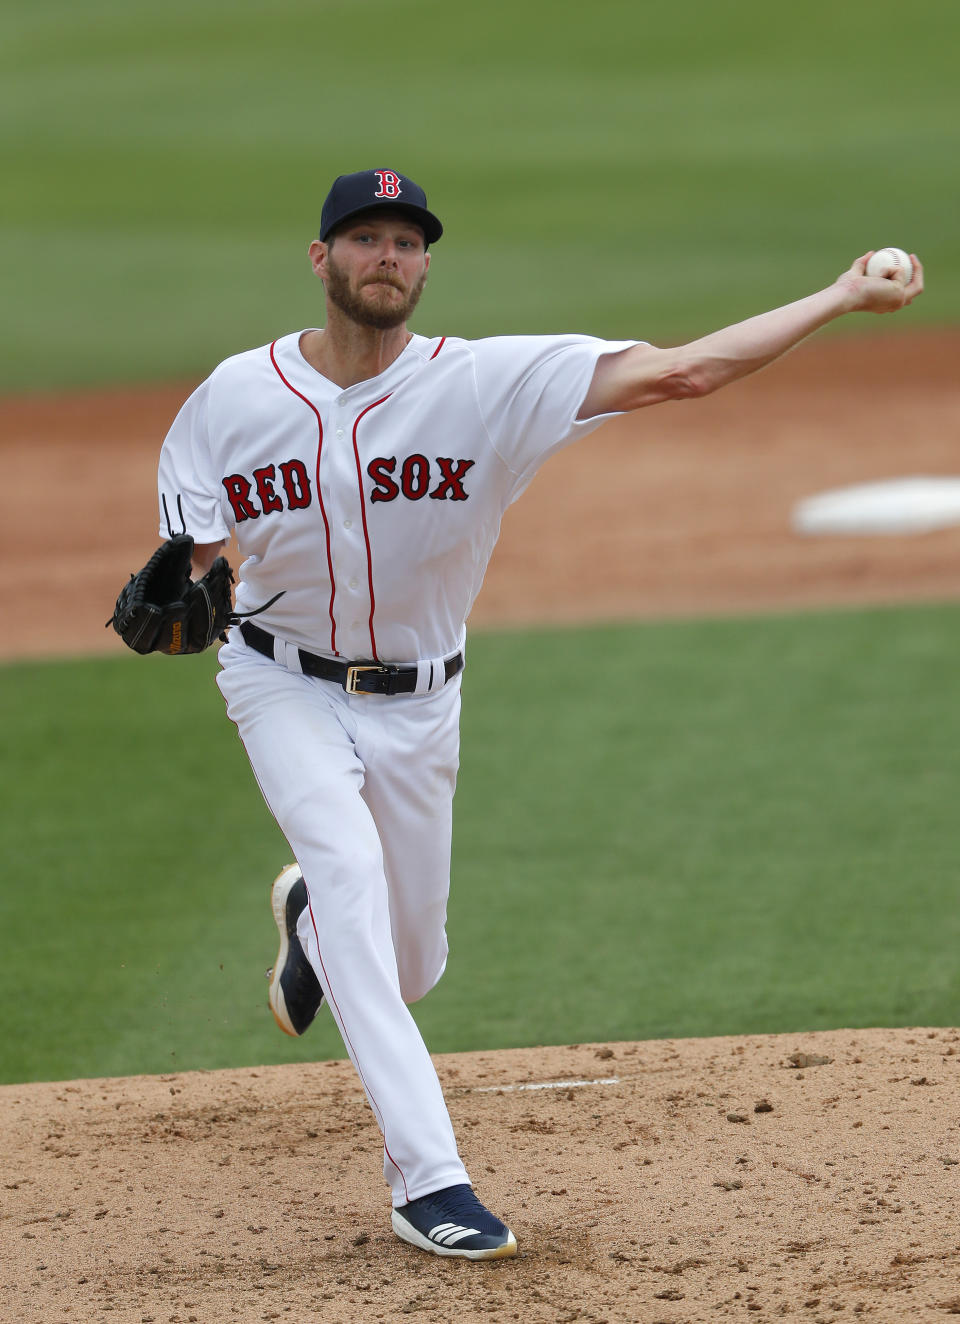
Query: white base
793 477 960 536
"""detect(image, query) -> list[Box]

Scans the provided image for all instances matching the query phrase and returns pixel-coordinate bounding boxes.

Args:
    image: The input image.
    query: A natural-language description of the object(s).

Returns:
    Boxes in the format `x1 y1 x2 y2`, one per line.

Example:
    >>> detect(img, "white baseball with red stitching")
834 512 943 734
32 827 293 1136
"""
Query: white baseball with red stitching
865 247 913 285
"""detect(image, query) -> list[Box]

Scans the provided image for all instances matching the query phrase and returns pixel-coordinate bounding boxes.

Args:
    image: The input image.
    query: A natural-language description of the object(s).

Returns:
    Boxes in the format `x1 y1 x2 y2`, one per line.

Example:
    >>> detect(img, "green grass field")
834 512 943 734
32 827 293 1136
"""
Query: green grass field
4 606 960 1085
3 0 958 391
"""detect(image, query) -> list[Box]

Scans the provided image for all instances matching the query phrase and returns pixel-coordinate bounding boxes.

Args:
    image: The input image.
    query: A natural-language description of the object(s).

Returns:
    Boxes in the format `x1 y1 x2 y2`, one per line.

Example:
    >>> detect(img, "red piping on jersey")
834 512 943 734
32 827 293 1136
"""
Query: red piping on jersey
268 339 340 656
430 336 446 359
351 393 392 661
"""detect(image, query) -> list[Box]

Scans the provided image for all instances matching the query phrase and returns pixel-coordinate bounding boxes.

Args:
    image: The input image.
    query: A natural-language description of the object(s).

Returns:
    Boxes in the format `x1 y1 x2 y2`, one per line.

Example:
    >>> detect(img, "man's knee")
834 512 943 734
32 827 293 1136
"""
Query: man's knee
398 951 447 1005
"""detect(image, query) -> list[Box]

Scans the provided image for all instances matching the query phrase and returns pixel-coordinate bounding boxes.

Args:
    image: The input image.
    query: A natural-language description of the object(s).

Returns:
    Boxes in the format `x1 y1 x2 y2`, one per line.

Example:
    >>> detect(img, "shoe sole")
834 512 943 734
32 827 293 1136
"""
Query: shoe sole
268 863 307 1037
391 1209 518 1260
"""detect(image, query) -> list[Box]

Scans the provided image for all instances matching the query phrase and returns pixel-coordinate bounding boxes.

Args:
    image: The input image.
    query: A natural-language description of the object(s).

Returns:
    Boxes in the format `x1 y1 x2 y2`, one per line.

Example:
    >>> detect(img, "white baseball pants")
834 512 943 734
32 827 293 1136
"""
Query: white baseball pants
216 632 470 1205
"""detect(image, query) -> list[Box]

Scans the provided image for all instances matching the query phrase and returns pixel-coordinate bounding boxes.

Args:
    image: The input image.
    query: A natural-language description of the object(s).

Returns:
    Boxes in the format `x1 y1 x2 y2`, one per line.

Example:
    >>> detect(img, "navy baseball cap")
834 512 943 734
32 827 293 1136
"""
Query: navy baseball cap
320 169 443 246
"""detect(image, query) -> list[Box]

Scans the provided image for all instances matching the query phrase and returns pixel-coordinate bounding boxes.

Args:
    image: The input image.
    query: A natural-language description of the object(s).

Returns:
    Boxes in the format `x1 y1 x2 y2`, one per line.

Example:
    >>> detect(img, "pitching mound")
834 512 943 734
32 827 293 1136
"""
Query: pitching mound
5 1029 960 1322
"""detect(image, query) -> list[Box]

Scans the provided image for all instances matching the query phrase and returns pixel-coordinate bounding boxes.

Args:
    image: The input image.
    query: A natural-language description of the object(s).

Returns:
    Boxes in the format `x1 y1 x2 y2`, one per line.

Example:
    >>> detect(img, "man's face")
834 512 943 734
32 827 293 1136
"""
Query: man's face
319 213 430 330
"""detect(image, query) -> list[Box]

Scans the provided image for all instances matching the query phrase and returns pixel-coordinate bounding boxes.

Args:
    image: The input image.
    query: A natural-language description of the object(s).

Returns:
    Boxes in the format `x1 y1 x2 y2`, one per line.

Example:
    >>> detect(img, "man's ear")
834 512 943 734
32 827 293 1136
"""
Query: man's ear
308 239 328 280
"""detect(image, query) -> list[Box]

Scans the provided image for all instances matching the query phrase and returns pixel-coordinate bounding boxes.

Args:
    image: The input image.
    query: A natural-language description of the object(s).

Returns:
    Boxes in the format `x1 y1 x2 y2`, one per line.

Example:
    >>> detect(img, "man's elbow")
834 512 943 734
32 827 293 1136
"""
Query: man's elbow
658 364 713 401
592 348 716 414
633 349 716 407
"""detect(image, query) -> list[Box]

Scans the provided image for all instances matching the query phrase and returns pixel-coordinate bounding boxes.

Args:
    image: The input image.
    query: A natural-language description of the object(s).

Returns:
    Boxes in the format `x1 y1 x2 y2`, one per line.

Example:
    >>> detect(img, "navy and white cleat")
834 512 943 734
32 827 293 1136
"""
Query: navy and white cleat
391 1183 518 1260
266 864 324 1037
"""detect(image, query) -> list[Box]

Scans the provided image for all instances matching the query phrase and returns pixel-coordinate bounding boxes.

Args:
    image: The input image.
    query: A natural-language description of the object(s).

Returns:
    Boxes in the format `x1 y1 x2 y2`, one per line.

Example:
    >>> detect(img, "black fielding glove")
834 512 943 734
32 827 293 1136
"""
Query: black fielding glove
107 535 236 655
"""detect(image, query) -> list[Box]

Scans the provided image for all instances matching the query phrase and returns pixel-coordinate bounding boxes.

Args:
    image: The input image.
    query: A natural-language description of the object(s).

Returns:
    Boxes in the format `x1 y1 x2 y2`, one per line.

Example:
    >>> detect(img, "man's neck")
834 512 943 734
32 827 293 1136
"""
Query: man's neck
300 314 412 389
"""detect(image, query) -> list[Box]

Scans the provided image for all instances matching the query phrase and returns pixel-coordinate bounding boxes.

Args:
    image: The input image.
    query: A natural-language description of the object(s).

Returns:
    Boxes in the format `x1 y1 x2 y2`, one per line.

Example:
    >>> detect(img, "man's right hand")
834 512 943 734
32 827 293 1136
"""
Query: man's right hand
833 251 924 315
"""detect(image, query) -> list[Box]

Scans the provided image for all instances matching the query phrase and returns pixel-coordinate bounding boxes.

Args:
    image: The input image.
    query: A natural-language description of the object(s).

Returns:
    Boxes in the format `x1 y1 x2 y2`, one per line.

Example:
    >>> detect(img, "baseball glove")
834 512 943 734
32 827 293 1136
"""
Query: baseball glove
107 534 236 656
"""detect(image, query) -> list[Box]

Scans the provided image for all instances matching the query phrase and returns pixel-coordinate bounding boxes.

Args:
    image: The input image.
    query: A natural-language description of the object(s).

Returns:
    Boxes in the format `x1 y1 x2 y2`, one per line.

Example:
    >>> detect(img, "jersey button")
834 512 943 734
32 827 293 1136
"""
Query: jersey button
343 518 352 529
336 428 344 438
349 577 359 589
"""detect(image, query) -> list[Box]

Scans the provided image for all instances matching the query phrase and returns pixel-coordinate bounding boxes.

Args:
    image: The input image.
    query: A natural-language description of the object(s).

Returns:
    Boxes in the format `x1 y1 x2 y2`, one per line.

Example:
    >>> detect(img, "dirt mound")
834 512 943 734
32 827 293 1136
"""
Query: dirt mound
5 1029 960 1322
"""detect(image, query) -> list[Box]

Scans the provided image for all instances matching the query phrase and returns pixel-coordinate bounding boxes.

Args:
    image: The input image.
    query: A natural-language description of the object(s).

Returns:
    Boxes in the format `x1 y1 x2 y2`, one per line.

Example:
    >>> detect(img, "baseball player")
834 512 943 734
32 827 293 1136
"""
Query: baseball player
113 168 922 1259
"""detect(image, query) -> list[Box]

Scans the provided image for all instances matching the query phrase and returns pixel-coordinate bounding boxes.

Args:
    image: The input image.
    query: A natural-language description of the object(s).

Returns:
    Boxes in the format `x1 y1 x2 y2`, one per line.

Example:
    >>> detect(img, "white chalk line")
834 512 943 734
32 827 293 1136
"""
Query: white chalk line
470 1076 622 1094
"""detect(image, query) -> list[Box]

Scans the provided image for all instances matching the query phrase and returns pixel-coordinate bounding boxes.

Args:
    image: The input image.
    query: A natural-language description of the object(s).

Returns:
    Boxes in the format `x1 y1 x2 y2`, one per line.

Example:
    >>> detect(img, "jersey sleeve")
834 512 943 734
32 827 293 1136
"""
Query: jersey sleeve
157 378 232 543
471 334 638 495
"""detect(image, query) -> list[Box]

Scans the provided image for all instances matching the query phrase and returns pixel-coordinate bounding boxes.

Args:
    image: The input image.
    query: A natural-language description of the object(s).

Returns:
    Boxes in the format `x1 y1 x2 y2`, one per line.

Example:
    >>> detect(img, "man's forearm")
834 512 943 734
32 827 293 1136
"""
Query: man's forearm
579 253 923 418
670 282 857 398
192 540 226 579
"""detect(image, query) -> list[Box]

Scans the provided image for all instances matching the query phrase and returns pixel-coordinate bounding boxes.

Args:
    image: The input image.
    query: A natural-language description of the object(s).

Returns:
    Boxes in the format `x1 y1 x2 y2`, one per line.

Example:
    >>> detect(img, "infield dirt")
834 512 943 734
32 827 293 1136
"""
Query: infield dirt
2 329 960 1321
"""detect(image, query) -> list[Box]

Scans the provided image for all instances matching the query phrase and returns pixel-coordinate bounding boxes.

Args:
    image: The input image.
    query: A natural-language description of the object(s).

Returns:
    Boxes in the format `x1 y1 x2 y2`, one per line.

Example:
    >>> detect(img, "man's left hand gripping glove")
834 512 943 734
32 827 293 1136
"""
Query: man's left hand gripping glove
107 533 236 655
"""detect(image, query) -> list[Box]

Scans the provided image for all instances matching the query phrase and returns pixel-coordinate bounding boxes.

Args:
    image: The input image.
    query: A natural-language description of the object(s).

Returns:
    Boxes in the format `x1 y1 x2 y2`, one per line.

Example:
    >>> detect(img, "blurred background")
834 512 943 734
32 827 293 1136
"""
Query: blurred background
5 0 957 392
2 0 958 1085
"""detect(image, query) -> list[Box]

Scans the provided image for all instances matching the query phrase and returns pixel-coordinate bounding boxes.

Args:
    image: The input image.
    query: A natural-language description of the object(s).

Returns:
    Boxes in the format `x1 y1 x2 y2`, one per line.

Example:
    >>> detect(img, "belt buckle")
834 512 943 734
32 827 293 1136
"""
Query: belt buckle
345 663 389 695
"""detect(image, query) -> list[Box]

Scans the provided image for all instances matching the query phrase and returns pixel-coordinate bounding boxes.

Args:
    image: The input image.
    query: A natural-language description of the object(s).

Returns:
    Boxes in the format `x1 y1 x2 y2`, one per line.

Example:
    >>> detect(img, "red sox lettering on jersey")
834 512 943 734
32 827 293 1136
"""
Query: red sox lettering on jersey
221 454 475 521
367 455 475 503
158 329 636 662
222 460 313 520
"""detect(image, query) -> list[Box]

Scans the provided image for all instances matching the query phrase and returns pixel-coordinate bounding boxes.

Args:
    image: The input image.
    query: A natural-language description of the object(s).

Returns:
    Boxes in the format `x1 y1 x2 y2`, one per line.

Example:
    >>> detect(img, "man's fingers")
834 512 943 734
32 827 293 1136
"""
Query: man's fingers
906 254 925 297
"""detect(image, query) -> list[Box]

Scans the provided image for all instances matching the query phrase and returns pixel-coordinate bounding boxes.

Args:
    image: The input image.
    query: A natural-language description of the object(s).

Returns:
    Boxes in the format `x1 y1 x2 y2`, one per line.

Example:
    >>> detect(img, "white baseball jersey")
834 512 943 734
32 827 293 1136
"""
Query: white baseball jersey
158 330 636 662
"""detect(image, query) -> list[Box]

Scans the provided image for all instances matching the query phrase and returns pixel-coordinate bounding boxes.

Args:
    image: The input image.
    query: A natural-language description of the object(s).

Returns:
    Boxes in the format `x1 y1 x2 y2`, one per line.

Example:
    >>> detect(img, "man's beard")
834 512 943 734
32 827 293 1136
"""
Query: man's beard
325 257 427 330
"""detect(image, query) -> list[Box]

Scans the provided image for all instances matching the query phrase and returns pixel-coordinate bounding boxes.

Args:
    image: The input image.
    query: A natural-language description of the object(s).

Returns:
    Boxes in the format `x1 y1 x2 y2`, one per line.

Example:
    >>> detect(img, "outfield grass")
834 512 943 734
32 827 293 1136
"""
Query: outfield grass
3 605 960 1085
3 0 958 391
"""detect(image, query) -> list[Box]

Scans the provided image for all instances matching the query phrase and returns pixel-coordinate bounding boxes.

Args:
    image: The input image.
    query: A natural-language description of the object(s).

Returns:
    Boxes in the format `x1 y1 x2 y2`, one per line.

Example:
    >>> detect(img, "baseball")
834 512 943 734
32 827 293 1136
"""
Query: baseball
865 247 913 285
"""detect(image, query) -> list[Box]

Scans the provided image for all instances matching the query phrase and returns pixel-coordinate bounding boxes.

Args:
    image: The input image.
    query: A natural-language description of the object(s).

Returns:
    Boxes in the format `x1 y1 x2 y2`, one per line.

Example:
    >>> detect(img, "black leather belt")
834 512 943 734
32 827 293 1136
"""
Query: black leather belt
239 621 463 696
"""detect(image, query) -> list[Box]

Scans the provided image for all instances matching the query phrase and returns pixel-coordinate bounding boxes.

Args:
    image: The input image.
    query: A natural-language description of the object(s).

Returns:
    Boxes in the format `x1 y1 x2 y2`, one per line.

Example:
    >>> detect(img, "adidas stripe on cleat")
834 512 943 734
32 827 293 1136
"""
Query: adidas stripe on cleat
391 1183 517 1260
267 864 324 1037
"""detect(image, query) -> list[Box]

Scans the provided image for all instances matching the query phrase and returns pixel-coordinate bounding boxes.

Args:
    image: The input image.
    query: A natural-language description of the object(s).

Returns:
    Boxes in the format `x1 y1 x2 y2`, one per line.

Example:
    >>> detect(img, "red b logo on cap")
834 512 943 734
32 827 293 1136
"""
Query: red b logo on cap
374 170 402 199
